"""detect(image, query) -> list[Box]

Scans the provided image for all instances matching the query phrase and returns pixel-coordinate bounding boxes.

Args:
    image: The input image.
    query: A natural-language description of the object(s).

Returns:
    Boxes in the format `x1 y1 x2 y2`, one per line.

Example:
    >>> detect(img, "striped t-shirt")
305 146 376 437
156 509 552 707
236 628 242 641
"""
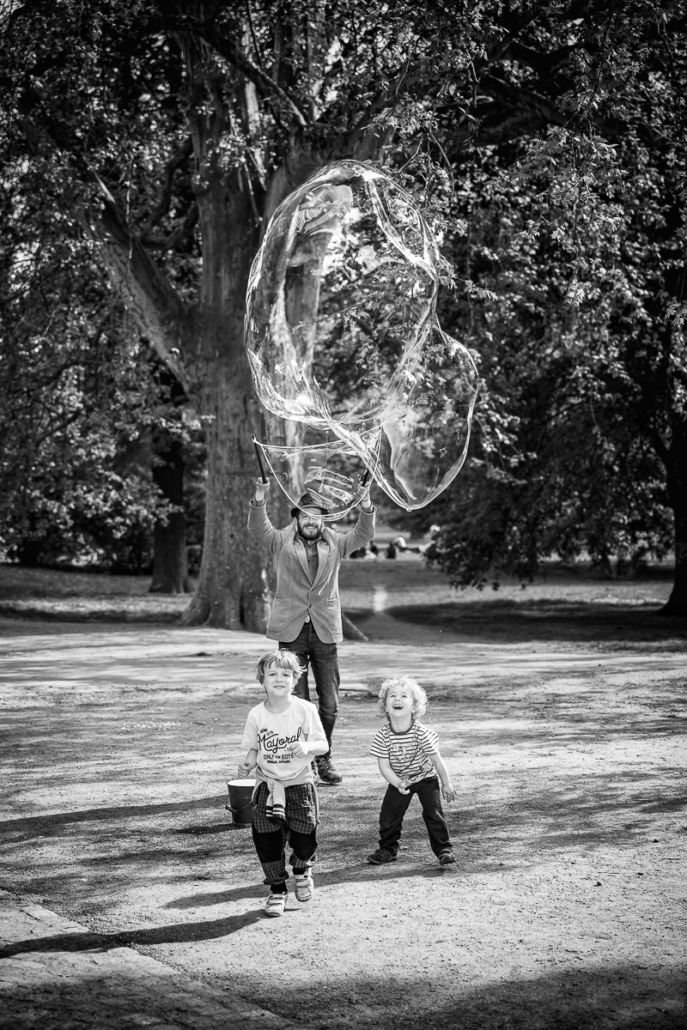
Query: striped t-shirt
370 720 439 784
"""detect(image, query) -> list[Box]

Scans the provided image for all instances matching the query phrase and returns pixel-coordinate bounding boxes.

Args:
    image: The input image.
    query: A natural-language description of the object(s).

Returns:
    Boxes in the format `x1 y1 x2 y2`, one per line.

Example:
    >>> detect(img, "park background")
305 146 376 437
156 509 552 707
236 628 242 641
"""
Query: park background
1 0 686 620
1 2 686 1029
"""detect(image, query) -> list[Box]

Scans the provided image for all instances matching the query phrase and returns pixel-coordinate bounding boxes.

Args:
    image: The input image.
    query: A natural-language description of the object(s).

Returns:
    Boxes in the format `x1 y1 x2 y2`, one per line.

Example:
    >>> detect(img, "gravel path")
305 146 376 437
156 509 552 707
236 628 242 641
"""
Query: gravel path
1 617 685 1029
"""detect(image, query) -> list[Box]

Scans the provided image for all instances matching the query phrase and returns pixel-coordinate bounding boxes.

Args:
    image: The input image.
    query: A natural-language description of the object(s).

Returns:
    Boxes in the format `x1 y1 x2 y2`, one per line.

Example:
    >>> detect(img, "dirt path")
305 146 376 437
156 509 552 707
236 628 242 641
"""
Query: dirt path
1 616 685 1029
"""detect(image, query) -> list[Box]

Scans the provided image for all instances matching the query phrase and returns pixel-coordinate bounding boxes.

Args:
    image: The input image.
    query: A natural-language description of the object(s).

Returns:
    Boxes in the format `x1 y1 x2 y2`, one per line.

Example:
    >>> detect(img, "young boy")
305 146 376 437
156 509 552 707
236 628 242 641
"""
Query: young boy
367 675 457 867
238 649 329 916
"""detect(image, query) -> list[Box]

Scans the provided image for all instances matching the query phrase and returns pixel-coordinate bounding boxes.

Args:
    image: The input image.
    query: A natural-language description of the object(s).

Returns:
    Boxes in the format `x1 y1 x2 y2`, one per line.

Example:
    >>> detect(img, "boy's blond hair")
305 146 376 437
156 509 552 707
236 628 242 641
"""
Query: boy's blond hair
254 649 305 685
377 675 428 718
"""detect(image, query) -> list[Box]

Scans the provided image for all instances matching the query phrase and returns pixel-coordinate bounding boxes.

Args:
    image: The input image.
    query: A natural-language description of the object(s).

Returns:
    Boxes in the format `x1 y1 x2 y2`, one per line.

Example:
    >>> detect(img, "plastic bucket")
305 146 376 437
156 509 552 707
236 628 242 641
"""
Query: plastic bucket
226 779 254 827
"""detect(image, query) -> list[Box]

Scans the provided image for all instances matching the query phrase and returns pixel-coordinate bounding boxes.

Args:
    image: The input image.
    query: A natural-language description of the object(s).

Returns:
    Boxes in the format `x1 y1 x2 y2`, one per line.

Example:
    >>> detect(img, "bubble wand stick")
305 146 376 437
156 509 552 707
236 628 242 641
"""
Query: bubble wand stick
252 435 268 485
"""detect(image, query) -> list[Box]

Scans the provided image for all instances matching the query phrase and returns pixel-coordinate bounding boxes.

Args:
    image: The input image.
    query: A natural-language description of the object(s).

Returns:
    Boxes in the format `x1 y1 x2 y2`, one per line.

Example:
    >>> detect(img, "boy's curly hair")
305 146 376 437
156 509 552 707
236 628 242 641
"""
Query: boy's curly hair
255 649 305 685
377 675 428 718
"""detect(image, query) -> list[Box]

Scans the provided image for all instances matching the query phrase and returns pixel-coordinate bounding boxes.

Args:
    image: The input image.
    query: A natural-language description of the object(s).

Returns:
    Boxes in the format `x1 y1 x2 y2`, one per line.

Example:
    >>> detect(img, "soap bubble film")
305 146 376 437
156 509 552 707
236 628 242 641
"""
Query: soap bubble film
254 427 377 521
245 160 479 512
377 326 480 509
246 161 439 432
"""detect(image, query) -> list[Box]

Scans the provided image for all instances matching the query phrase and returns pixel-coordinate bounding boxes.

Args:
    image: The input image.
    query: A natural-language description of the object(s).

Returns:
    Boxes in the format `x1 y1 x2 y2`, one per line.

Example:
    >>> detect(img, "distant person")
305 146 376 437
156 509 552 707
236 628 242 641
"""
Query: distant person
418 524 442 558
350 541 378 560
366 676 457 867
387 534 409 559
248 478 375 784
237 650 328 917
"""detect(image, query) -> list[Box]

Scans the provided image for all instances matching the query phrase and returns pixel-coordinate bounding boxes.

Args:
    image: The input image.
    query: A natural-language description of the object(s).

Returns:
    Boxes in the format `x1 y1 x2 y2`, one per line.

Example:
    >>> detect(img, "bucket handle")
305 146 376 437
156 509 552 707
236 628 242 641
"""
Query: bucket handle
226 799 253 816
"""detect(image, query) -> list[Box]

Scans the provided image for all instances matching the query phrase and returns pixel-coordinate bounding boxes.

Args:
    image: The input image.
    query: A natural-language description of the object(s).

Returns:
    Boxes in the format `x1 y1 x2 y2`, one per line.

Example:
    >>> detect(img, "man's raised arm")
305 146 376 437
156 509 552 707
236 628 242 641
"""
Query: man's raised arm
247 478 282 551
339 487 376 556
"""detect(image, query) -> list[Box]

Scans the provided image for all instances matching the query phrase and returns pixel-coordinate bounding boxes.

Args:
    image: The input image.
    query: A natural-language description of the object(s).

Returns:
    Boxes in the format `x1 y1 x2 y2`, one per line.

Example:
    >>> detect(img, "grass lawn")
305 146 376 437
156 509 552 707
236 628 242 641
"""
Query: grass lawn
0 557 683 649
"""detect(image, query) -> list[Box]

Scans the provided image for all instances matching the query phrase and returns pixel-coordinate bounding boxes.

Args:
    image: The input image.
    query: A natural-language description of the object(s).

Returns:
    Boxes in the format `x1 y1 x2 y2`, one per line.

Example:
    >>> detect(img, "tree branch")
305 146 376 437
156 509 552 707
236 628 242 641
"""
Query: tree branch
16 83 194 393
503 40 580 78
172 15 309 130
141 137 194 234
140 202 199 250
81 190 194 394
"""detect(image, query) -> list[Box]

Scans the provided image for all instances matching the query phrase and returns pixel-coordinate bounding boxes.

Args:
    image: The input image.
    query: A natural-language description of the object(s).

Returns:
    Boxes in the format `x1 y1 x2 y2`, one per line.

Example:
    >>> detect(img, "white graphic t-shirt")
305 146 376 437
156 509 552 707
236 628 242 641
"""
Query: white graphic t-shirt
241 696 325 781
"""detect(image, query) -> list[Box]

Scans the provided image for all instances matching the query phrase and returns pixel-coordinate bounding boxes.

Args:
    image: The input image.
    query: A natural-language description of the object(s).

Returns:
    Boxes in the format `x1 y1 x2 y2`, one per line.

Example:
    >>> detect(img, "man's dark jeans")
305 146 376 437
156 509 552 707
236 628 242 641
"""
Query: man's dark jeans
378 775 452 857
279 621 339 754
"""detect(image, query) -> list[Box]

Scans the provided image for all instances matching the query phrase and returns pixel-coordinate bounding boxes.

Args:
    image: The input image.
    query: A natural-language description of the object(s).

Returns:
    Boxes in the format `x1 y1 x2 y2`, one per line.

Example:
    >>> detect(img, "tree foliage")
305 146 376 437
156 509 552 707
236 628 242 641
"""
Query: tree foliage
1 0 686 616
0 179 202 572
414 2 687 613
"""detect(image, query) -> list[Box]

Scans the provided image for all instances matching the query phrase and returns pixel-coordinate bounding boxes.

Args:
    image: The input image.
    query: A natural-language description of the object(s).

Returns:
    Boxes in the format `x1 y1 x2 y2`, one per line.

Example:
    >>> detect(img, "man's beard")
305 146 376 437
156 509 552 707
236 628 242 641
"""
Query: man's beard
298 523 322 541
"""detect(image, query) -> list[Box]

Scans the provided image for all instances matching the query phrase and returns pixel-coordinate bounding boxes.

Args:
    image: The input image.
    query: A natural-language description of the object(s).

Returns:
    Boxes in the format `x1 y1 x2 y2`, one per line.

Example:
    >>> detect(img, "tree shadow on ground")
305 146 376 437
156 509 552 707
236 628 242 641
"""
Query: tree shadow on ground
1 863 434 953
0 954 682 1030
0 976 261 1030
0 866 450 958
356 601 687 646
2 765 684 895
162 859 443 911
0 908 265 955
0 796 228 838
313 773 687 879
267 964 686 1030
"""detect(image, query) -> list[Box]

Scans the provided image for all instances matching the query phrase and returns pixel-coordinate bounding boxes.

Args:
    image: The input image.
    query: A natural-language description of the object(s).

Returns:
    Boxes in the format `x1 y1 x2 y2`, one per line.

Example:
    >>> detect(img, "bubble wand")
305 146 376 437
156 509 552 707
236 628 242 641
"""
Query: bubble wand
252 435 268 485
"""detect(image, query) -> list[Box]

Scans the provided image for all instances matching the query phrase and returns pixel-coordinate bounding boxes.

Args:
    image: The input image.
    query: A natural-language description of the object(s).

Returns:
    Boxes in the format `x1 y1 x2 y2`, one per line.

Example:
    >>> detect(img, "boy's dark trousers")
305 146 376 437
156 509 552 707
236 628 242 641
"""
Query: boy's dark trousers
378 775 452 857
251 781 318 886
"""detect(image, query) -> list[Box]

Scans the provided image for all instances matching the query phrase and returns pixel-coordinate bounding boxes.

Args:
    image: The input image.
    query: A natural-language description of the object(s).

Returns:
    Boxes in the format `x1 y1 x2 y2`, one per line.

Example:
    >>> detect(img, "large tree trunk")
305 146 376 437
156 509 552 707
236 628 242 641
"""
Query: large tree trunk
661 428 687 616
177 115 292 628
84 13 366 630
179 358 277 628
84 165 308 626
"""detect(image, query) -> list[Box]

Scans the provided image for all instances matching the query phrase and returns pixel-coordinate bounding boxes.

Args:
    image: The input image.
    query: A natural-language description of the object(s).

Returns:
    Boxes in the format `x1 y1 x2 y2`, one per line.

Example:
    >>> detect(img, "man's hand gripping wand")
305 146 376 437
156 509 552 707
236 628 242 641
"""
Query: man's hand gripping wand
252 435 268 486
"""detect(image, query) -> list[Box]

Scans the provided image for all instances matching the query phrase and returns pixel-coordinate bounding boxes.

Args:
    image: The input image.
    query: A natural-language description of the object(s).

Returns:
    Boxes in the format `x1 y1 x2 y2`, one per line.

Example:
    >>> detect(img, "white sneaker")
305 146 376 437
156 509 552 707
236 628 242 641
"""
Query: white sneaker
265 891 287 917
294 870 314 903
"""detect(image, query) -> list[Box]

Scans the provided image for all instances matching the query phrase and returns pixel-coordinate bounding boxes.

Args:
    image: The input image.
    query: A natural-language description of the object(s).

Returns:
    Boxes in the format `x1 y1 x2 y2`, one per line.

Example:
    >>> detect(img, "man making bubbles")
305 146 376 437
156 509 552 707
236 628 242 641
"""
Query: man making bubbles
248 478 375 784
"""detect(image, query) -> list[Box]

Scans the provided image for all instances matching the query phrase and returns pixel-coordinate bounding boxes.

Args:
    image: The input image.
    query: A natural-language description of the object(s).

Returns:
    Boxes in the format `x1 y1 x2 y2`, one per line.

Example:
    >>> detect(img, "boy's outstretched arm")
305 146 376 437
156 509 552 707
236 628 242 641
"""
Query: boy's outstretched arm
377 756 409 794
430 752 457 802
238 748 258 778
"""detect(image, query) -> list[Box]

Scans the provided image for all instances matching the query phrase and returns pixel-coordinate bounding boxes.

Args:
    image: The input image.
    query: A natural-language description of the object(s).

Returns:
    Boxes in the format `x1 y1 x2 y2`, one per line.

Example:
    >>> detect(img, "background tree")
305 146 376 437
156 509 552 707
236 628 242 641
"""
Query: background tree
148 362 201 594
0 0 476 627
3 0 685 621
0 167 202 576
421 2 687 614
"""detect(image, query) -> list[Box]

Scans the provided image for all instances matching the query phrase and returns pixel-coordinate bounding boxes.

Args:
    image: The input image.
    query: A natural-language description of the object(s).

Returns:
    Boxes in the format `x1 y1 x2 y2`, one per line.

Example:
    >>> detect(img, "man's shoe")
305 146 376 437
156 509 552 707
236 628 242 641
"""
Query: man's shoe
294 870 314 903
438 850 456 866
366 848 397 865
316 755 342 785
264 891 287 917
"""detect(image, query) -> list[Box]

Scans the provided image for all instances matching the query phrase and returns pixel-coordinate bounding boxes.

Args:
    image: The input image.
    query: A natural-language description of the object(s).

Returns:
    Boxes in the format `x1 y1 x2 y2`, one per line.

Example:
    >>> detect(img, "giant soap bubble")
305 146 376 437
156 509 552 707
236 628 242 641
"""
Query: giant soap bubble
245 160 479 517
257 425 379 522
376 324 480 509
